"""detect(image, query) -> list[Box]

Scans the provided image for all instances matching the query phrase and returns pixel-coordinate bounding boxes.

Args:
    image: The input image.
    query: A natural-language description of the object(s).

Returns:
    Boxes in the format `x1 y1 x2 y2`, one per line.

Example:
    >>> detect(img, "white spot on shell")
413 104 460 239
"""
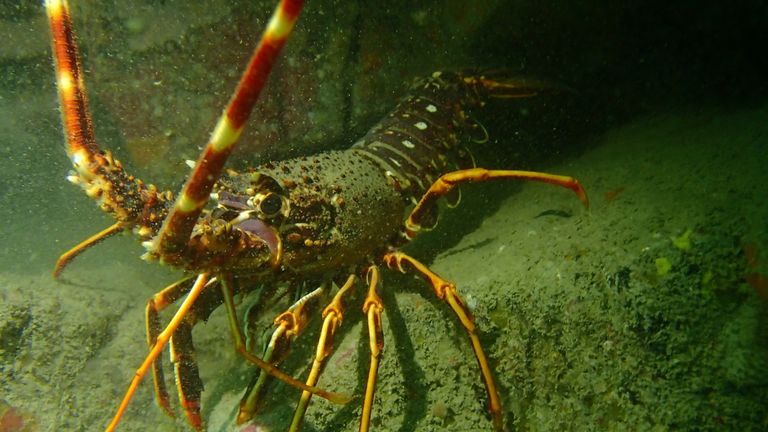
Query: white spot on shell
415 122 428 130
389 157 402 167
402 140 415 149
426 104 437 113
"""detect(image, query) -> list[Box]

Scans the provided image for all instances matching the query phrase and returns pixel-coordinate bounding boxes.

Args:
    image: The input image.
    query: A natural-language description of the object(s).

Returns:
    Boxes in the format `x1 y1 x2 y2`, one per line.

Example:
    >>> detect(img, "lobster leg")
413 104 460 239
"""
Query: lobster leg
289 274 357 432
219 275 353 405
151 277 287 431
107 273 211 432
237 285 326 424
151 280 230 431
169 316 206 430
360 265 384 432
383 252 504 431
53 222 126 277
144 276 197 418
404 168 589 238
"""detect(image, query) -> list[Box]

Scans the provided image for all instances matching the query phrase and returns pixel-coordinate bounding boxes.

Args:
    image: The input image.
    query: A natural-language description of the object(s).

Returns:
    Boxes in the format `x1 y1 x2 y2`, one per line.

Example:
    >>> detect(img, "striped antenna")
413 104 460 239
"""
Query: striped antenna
46 0 98 171
46 0 167 233
150 0 305 261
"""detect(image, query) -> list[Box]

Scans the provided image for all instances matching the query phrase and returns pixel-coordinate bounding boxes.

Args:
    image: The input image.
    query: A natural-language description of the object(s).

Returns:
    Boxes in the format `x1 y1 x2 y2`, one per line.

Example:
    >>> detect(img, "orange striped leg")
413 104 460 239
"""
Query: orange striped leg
360 266 384 432
53 222 126 277
151 0 305 260
405 168 589 239
144 276 197 418
150 285 226 431
237 285 326 424
289 274 357 431
106 273 210 432
219 275 352 406
384 251 504 431
150 276 256 430
169 316 205 430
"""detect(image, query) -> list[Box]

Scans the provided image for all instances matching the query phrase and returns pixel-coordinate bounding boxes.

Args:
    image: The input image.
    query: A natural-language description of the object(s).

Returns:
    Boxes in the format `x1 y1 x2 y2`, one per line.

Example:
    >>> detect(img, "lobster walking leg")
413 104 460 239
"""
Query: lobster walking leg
384 252 504 431
146 276 240 427
405 168 589 238
148 276 229 429
237 285 327 423
145 276 197 417
53 222 126 277
219 275 353 405
361 266 385 432
375 165 590 431
289 274 357 432
107 273 211 432
169 314 206 429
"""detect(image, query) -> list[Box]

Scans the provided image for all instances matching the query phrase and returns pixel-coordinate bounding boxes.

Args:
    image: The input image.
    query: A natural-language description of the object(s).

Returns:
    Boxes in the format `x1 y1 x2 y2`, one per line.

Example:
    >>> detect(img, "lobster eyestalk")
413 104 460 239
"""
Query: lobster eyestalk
149 0 305 262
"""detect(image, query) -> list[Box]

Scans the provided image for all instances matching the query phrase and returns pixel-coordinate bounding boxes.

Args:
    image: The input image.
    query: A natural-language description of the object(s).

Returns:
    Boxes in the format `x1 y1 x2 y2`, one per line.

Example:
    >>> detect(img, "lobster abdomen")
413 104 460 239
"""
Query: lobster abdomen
352 71 480 206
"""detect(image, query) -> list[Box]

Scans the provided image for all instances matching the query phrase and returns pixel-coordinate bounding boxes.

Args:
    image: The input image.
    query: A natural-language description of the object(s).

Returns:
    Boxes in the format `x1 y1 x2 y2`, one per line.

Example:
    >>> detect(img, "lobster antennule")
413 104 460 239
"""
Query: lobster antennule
150 0 305 261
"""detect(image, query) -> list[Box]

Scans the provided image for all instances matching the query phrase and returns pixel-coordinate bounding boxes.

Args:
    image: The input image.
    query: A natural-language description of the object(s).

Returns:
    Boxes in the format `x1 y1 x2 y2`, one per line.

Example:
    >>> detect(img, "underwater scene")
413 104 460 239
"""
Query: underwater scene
0 0 766 431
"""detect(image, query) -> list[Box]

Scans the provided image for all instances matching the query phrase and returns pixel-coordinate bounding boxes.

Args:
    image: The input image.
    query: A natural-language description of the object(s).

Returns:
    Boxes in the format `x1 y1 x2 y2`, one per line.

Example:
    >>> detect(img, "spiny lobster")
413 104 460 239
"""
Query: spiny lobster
45 0 588 431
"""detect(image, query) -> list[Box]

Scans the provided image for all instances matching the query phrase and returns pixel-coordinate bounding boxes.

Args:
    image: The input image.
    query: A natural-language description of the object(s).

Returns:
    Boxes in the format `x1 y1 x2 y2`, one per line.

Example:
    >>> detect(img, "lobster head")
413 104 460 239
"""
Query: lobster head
188 166 342 275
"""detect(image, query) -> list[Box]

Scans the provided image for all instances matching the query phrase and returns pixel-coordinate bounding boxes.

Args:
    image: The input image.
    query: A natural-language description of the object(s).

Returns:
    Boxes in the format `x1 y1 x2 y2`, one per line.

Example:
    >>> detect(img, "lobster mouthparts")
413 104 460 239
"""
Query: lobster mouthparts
235 218 279 256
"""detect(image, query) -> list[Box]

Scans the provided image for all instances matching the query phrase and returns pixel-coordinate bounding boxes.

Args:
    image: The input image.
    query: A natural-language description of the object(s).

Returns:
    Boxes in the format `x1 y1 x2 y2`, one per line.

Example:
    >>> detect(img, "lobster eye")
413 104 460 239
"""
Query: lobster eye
259 193 283 217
